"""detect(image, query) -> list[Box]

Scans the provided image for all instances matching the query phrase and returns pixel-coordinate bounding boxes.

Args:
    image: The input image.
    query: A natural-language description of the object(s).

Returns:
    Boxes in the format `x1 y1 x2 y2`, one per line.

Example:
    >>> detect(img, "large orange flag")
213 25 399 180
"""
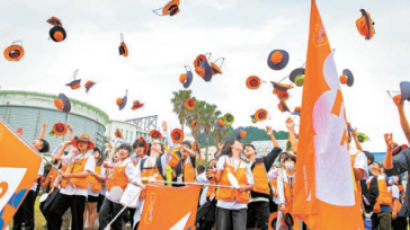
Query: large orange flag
0 120 42 230
293 1 363 229
138 184 201 230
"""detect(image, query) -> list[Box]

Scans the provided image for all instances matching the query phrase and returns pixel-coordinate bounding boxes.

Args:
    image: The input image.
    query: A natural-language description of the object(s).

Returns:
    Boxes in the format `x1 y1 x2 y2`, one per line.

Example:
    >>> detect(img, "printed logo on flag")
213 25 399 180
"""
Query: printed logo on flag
0 168 27 210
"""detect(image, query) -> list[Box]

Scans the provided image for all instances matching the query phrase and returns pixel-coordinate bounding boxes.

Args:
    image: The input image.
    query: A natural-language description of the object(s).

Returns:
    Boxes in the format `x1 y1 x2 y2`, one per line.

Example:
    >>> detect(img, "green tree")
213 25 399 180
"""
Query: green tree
170 90 192 131
198 103 221 164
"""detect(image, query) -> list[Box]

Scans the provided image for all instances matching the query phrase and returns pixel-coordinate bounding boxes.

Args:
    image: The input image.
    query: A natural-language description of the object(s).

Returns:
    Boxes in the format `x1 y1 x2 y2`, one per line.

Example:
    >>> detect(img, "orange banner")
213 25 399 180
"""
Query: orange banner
138 184 201 230
0 120 42 230
293 1 363 229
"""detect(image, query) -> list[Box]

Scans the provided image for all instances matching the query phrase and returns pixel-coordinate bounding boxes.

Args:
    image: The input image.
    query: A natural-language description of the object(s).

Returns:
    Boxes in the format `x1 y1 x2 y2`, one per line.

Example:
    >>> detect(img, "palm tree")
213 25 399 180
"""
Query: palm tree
198 103 221 164
170 90 192 131
212 122 231 151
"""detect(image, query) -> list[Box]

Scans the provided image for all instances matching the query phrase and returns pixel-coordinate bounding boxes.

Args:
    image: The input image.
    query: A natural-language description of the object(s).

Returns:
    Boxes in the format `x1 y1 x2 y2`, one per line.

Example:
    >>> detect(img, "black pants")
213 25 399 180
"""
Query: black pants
392 217 408 230
12 190 37 230
216 207 247 230
99 198 124 230
46 193 86 230
247 201 270 230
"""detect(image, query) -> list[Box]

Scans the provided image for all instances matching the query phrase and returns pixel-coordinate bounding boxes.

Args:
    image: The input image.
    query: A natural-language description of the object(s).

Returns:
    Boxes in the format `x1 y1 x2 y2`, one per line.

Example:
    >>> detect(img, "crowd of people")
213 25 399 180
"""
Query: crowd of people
8 97 410 230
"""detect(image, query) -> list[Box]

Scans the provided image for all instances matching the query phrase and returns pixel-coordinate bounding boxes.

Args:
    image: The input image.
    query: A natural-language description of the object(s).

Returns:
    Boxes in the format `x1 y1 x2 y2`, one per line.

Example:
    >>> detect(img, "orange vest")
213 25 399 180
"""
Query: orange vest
89 166 102 193
373 176 393 213
43 168 58 189
139 160 165 200
251 162 270 195
61 156 89 189
107 162 130 191
183 158 196 183
283 176 295 213
216 161 250 203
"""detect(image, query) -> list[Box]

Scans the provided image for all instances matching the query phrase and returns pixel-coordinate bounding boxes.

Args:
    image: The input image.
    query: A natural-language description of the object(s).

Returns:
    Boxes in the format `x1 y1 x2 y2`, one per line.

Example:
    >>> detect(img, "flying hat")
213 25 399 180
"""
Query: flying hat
16 128 23 136
235 128 247 141
66 69 81 90
132 100 144 110
278 100 290 113
197 61 213 82
223 113 234 125
114 128 124 139
54 93 71 113
214 119 226 130
66 79 81 90
51 123 67 136
118 33 128 57
246 76 263 90
3 41 24 61
271 81 293 100
153 0 180 16
185 98 196 110
194 54 209 68
267 49 289 70
339 69 354 87
289 68 305 87
72 134 95 150
149 129 162 140
356 9 375 40
179 66 193 88
116 89 128 110
250 115 257 124
357 132 369 143
85 80 96 93
47 16 62 26
254 109 268 122
171 128 184 144
291 106 301 116
393 144 409 157
49 26 66 42
400 81 410 102
191 120 199 129
210 57 224 75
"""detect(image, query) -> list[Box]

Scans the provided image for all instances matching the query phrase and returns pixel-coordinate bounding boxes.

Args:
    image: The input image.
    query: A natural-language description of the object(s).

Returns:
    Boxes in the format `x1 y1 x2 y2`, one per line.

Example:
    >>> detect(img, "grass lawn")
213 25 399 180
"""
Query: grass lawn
34 197 46 230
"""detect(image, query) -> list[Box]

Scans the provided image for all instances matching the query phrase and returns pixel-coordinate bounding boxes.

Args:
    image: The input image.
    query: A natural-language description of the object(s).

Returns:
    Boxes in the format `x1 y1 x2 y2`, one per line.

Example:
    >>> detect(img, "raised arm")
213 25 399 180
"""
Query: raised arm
285 118 298 154
383 133 394 170
39 122 47 140
352 128 363 152
266 126 279 148
394 98 410 144
67 124 74 141
52 141 71 162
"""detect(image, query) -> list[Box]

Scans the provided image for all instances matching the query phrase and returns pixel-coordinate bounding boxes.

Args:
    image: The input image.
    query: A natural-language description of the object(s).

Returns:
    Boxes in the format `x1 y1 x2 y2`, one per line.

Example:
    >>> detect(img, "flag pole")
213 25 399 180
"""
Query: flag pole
141 177 236 189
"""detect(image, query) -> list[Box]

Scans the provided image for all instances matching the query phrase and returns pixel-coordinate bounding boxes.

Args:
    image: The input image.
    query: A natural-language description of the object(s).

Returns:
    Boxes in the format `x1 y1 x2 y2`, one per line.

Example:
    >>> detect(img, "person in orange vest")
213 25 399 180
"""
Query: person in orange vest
390 175 408 230
132 136 149 166
275 154 297 230
215 139 254 230
175 141 197 184
83 147 105 229
244 126 282 230
131 138 180 229
13 122 49 230
46 134 96 230
99 143 135 230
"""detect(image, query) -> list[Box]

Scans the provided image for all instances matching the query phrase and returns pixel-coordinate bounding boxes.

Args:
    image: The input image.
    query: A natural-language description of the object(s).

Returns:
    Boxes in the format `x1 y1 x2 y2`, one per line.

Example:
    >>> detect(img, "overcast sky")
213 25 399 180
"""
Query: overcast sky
0 0 409 151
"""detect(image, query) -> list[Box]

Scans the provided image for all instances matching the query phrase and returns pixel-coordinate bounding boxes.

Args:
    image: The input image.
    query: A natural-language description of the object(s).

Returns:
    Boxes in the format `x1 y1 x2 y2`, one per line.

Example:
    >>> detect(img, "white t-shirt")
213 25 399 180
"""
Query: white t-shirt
349 148 369 180
60 151 96 197
106 158 135 203
276 170 295 206
216 155 254 210
196 172 208 206
390 184 400 199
